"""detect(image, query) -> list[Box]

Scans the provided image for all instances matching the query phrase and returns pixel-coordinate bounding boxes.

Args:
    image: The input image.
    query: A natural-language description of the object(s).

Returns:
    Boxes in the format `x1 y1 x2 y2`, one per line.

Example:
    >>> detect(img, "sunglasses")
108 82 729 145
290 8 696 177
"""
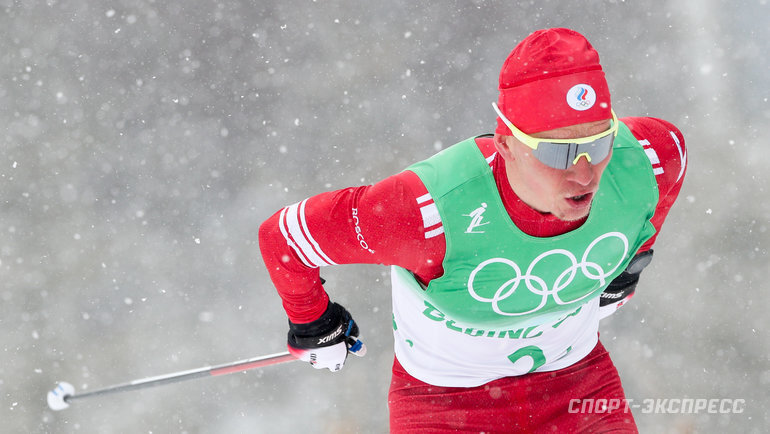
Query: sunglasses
492 102 618 170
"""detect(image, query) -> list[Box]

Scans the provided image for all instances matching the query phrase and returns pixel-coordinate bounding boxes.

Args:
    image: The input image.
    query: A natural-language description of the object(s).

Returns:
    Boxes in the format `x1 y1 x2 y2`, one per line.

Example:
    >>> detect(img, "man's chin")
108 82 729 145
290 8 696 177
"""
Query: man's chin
555 201 593 222
556 211 590 222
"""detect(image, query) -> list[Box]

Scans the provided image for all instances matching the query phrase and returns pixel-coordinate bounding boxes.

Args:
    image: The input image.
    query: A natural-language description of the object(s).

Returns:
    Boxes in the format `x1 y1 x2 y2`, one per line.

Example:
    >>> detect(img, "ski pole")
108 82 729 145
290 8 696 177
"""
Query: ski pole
47 351 297 411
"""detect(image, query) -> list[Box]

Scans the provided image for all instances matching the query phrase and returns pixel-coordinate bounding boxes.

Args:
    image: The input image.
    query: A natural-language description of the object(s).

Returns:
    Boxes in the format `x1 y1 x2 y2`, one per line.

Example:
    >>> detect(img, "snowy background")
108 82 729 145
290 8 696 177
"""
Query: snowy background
2 0 768 432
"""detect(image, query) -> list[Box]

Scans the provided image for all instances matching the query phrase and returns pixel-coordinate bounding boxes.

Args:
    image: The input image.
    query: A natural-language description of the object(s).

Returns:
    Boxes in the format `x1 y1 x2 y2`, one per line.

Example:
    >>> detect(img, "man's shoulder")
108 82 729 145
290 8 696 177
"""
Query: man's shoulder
621 116 687 188
394 135 493 199
622 117 684 145
473 134 497 161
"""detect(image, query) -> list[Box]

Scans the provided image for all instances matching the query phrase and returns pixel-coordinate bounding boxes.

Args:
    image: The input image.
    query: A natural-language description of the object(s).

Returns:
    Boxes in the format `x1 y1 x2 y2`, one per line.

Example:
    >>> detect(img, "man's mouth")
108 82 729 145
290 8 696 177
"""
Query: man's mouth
566 192 594 206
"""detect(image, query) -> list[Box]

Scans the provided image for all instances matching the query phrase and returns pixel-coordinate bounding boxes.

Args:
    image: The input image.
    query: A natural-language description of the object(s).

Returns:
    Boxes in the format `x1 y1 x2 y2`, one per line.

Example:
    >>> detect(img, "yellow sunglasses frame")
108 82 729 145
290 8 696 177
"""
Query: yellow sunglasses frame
492 102 619 164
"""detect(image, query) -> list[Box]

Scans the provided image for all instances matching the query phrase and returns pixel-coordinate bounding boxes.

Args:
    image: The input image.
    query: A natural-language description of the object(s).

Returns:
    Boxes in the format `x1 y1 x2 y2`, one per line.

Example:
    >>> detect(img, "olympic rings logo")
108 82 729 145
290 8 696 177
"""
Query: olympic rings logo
575 99 592 108
467 232 629 316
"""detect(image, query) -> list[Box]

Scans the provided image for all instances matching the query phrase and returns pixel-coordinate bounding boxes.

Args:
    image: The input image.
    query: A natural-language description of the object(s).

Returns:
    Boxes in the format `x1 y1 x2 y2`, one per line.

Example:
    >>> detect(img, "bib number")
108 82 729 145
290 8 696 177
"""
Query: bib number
507 345 546 373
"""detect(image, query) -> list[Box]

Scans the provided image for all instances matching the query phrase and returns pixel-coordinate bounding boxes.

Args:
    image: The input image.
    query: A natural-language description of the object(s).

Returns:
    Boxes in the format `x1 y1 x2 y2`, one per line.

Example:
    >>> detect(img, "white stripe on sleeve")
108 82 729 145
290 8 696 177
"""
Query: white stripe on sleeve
278 206 316 268
416 193 432 204
419 202 441 229
670 131 686 183
282 200 337 267
298 199 337 266
425 226 445 239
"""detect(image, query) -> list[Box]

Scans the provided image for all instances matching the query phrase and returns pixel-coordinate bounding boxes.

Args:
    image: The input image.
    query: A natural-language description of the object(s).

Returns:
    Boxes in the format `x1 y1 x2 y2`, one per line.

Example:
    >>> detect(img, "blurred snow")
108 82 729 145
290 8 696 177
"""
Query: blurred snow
1 0 768 432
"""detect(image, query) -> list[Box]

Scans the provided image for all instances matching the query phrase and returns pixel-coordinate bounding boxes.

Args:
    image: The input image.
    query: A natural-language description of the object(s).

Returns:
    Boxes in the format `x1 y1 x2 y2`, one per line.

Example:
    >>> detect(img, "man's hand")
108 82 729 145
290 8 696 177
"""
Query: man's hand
599 250 654 319
287 301 366 372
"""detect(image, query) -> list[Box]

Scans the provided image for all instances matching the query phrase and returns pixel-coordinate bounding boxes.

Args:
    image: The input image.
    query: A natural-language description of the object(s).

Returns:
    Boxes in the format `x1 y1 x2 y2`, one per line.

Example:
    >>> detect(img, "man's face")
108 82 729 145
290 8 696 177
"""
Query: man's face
494 118 613 222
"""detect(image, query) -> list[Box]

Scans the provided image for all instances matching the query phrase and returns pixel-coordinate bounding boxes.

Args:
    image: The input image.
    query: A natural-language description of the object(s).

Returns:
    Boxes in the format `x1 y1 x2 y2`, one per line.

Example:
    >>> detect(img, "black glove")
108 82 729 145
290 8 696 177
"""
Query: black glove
287 301 366 372
599 250 653 318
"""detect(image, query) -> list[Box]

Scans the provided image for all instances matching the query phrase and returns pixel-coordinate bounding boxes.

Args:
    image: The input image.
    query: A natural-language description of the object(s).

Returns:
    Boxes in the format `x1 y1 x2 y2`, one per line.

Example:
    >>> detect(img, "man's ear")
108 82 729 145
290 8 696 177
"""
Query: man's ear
493 133 514 160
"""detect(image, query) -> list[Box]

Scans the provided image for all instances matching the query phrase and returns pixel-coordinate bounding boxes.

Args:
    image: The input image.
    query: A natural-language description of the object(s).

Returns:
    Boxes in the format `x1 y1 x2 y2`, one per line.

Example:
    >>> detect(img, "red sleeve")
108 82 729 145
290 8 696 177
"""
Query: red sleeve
258 171 446 323
622 117 688 253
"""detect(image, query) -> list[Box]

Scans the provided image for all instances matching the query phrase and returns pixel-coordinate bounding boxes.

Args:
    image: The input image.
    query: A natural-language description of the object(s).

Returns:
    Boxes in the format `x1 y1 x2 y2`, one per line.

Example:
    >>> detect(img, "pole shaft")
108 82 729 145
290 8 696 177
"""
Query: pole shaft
65 351 296 403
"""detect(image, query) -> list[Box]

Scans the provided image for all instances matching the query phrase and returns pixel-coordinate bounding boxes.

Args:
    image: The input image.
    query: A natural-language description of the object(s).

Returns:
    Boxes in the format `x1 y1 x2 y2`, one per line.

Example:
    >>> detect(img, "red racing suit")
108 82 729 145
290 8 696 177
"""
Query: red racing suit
259 117 687 432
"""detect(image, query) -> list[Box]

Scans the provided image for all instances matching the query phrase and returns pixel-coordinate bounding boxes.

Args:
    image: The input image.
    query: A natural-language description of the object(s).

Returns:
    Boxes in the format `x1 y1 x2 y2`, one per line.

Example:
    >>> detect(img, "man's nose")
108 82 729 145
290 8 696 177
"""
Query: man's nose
566 156 594 186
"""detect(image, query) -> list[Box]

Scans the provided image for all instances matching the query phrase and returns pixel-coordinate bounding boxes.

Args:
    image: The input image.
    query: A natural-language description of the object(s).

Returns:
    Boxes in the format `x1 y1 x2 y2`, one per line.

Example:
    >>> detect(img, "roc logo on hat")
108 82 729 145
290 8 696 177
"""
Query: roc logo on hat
566 84 596 111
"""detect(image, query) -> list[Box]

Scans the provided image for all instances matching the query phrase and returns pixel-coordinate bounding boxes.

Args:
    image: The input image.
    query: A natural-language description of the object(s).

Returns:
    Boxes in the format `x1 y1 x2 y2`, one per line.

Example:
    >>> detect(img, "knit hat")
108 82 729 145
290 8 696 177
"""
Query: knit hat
495 28 612 135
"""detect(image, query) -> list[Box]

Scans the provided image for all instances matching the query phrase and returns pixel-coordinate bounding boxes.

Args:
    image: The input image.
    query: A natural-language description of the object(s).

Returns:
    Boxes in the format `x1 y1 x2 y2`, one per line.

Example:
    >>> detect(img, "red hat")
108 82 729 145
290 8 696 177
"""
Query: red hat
495 28 612 135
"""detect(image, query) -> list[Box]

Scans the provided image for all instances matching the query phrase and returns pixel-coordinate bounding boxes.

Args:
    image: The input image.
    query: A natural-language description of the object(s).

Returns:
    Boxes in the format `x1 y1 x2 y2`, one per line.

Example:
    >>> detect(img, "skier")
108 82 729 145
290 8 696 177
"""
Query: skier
259 28 687 432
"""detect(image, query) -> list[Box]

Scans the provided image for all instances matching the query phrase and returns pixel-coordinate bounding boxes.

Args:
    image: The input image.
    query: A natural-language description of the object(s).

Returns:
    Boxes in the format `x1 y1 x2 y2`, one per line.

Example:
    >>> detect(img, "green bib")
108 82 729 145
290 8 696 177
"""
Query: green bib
395 123 658 329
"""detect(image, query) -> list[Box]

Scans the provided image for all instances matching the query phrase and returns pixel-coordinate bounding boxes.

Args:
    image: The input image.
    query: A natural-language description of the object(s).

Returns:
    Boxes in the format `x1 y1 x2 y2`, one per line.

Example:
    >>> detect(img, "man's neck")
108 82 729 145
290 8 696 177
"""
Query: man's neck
493 152 586 237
